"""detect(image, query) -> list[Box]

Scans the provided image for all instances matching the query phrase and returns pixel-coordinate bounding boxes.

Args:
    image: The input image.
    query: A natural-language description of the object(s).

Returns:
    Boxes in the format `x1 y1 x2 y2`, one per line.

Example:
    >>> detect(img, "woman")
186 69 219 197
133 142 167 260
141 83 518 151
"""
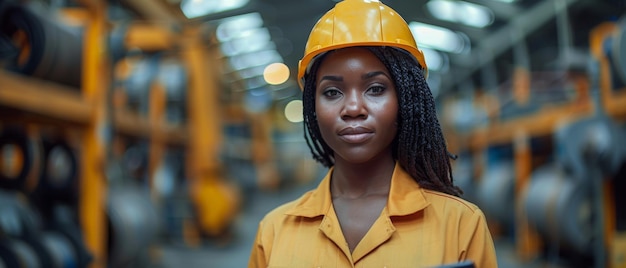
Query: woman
248 0 497 267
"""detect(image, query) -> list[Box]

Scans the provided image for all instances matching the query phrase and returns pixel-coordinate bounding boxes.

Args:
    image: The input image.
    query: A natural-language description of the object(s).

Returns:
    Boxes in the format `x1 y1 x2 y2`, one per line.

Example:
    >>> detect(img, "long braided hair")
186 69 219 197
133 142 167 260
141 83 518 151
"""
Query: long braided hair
302 46 463 197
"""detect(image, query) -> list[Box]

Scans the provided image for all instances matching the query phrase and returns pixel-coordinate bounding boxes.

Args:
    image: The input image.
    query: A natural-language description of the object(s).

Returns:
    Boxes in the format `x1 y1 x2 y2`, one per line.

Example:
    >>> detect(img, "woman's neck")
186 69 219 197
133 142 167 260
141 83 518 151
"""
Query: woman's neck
330 157 395 199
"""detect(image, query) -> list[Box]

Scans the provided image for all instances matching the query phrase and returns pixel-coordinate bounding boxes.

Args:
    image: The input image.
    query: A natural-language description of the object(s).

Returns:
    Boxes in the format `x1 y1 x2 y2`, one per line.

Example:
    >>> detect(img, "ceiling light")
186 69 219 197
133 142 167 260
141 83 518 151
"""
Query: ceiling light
181 0 250 19
409 22 470 54
229 50 283 71
238 65 267 79
427 0 494 28
216 13 264 42
220 27 274 56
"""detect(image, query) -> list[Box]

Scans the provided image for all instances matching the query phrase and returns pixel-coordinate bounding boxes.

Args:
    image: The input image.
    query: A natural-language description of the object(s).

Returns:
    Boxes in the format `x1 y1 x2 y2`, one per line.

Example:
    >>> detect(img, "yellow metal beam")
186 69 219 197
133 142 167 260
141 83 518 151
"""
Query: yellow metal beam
125 22 177 52
513 131 542 260
0 70 92 124
183 27 222 175
467 100 593 150
147 81 166 199
182 26 240 237
79 1 108 267
119 0 180 24
113 108 187 146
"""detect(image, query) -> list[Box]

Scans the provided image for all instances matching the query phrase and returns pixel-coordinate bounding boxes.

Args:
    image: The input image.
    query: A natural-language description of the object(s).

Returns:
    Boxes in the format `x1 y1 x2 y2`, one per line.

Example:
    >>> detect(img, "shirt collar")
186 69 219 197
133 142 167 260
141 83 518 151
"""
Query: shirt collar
285 162 430 217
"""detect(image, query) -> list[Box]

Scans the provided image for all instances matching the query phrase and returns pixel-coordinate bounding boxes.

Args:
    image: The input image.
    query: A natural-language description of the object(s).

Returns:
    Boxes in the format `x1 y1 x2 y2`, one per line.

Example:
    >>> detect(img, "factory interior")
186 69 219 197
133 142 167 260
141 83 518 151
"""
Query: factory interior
0 0 625 267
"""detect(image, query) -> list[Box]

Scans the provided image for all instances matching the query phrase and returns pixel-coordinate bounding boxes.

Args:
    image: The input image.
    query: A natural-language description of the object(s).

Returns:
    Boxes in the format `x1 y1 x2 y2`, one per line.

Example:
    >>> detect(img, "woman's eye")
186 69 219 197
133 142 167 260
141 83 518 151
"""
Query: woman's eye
323 89 341 97
368 85 386 95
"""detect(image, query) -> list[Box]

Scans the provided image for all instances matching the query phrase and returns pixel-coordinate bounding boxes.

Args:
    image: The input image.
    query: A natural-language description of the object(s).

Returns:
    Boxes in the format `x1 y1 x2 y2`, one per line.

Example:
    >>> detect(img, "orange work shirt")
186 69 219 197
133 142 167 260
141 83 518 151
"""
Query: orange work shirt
249 162 498 267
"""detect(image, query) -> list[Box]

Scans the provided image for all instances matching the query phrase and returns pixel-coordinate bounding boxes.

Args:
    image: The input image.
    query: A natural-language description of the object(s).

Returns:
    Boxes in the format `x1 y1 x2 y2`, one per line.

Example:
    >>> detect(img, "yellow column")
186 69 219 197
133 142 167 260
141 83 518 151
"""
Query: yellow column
589 22 617 114
513 131 542 261
79 1 108 267
147 81 166 200
182 26 240 239
250 112 280 190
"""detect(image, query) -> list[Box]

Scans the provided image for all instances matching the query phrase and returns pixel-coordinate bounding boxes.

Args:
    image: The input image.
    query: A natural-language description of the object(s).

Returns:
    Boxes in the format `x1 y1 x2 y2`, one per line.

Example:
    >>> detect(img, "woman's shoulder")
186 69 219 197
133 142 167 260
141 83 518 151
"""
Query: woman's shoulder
420 189 483 216
259 189 317 223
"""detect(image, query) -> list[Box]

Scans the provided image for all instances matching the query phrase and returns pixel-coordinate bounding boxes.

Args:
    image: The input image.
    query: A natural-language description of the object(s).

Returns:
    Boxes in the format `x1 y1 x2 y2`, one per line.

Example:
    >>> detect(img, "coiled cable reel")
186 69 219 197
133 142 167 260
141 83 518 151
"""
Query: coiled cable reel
0 2 84 88
0 126 43 193
524 163 593 255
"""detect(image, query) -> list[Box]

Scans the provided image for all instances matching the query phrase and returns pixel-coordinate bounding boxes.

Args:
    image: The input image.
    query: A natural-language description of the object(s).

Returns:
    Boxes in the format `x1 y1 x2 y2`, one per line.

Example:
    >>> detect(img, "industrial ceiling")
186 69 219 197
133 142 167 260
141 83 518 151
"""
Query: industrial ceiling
119 0 625 97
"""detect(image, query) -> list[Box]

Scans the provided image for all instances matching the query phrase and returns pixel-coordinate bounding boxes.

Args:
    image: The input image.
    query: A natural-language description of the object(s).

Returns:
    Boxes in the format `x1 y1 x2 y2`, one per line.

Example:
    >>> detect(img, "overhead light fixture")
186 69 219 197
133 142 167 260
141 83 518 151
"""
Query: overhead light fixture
238 65 267 79
220 27 274 56
426 0 494 28
409 22 470 54
180 0 250 19
216 13 264 42
229 50 283 71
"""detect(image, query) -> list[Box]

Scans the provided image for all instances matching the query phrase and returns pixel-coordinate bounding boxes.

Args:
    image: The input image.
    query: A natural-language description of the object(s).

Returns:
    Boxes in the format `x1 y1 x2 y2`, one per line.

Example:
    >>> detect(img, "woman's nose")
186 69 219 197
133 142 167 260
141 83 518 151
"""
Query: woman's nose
341 91 367 119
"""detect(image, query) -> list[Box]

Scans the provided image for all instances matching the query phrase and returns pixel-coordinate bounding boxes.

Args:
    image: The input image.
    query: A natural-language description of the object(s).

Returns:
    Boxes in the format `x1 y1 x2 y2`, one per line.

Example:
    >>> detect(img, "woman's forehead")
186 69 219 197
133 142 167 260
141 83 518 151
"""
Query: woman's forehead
317 47 387 73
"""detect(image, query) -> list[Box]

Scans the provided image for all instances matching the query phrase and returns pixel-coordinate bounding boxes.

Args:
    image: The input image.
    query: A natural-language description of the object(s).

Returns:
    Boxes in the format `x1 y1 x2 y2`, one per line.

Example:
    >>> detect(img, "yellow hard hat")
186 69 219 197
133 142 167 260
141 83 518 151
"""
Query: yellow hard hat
297 0 428 89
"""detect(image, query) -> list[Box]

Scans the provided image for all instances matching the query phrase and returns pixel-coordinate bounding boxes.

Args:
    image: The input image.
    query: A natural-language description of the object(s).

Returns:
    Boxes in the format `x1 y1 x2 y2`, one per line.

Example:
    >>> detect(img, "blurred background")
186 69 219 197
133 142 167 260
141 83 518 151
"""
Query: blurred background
0 0 625 267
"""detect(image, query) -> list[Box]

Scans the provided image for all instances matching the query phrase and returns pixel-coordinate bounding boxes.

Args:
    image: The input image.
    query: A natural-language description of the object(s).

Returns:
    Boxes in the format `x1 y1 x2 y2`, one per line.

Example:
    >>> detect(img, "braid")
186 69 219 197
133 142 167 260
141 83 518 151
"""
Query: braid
368 47 462 197
302 53 334 167
301 47 462 197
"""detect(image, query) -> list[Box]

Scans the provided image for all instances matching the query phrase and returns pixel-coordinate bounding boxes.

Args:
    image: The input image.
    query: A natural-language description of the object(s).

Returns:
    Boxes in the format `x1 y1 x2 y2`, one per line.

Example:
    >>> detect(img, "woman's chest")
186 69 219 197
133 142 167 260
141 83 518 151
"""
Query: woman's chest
267 216 459 267
333 195 388 252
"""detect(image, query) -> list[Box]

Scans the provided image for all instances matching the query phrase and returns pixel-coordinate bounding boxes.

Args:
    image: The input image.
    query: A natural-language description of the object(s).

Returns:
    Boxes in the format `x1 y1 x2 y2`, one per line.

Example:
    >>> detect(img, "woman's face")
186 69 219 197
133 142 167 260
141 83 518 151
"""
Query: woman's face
315 47 398 165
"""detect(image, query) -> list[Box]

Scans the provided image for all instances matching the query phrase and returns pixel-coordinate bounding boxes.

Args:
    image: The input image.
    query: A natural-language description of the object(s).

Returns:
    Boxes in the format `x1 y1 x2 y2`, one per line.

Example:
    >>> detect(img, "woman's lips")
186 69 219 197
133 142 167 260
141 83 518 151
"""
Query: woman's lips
338 127 373 143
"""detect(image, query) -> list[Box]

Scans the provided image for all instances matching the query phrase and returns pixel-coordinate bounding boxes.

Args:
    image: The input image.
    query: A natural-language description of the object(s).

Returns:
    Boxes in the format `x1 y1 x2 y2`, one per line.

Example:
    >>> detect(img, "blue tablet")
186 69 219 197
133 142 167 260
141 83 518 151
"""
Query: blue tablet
434 260 475 268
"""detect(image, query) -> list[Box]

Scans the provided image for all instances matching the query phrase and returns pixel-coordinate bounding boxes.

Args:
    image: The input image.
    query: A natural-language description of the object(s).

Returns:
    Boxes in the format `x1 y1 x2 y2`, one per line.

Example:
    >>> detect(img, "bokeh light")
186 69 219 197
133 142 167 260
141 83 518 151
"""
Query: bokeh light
263 62 290 85
284 100 303 123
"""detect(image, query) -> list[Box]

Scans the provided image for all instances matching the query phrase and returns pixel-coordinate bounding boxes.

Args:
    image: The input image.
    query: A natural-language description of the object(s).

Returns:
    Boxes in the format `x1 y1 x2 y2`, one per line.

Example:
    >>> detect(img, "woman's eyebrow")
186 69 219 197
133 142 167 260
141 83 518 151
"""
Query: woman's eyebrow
319 75 343 82
362 71 389 79
319 71 389 82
